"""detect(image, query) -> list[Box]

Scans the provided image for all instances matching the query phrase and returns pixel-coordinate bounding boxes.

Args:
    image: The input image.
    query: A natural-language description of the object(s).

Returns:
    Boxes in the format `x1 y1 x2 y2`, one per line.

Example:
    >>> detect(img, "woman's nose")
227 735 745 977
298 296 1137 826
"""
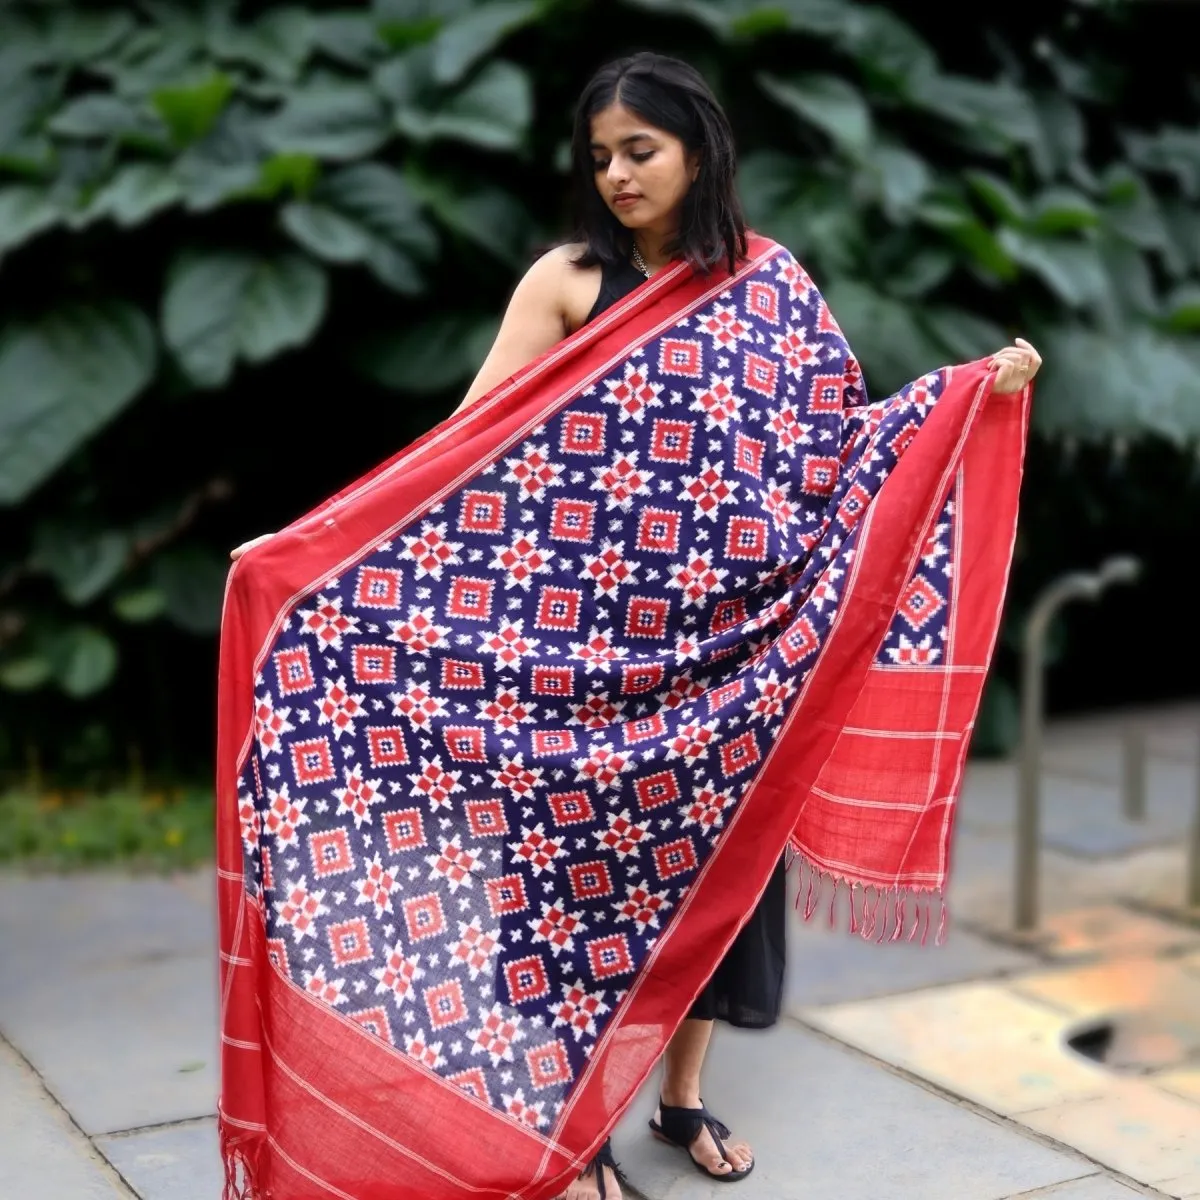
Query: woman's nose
607 158 629 187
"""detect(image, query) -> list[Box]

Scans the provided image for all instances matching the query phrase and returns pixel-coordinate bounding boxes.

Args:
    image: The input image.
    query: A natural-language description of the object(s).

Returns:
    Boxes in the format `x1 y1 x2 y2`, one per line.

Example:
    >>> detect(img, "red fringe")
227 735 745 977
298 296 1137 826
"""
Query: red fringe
220 1118 267 1200
784 849 947 948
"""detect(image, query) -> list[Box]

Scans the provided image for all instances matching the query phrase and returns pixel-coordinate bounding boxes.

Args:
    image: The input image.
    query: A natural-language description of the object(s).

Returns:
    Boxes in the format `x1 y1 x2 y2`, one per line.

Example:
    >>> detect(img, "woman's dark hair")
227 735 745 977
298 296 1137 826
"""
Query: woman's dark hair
568 52 747 275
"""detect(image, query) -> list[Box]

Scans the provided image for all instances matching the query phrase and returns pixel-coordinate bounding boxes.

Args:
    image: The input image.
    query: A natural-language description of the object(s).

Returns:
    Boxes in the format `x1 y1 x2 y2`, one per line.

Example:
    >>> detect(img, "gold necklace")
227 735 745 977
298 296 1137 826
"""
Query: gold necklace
631 243 653 278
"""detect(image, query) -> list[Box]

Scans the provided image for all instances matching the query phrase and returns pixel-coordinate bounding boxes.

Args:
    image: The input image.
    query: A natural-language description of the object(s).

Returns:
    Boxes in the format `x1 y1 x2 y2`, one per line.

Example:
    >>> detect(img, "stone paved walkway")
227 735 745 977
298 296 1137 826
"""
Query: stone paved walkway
3 702 1198 1198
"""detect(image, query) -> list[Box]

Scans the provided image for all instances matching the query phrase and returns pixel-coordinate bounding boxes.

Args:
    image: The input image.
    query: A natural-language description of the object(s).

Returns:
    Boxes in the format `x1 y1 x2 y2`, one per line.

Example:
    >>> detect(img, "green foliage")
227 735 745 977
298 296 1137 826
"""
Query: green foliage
0 788 214 868
0 0 1197 775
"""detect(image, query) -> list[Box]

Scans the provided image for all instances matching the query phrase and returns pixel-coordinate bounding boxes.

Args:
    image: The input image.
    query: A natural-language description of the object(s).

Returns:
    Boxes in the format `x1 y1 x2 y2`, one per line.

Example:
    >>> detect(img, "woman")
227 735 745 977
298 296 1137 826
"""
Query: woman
222 53 1037 1200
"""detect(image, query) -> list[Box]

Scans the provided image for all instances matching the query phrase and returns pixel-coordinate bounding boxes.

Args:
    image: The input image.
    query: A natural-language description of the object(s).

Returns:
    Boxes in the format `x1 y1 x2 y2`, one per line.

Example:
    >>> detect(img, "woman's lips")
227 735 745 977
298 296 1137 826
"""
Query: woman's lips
613 194 641 208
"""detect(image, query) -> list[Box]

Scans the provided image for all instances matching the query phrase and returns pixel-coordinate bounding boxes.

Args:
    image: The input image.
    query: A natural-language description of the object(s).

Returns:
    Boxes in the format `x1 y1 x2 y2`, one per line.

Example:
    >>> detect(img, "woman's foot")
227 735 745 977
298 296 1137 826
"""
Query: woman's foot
561 1162 621 1200
559 1140 623 1200
651 1100 753 1176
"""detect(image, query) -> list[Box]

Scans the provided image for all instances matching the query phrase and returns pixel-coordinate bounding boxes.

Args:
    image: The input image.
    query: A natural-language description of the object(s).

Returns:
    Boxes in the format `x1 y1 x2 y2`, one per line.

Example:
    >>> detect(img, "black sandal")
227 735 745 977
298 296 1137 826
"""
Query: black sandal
577 1137 626 1200
648 1099 754 1182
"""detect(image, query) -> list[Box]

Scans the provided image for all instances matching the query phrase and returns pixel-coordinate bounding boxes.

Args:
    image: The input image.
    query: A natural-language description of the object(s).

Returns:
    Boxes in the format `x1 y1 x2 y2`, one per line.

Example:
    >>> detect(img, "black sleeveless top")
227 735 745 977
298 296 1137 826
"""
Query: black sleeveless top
584 256 650 325
582 253 788 1030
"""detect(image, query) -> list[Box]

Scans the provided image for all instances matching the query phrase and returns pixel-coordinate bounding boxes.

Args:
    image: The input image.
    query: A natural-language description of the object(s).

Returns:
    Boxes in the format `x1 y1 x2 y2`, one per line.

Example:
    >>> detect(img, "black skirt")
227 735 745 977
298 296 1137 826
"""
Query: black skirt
686 856 787 1029
584 262 787 1032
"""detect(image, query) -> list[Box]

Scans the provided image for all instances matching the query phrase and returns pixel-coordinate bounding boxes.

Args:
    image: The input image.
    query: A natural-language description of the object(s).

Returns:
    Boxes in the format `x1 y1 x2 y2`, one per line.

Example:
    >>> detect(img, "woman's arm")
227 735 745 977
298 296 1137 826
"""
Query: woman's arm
452 246 575 415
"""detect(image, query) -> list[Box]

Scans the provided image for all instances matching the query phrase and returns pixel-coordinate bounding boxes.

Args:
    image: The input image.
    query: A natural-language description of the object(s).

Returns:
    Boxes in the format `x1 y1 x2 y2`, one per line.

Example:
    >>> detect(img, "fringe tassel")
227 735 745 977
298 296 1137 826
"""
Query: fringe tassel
803 871 819 920
784 852 947 948
220 1122 266 1200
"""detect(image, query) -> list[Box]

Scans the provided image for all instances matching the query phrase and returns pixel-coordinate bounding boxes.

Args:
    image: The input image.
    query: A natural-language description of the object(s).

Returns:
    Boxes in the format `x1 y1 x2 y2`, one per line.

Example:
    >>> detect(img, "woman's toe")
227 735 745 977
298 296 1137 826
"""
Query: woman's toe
727 1140 754 1171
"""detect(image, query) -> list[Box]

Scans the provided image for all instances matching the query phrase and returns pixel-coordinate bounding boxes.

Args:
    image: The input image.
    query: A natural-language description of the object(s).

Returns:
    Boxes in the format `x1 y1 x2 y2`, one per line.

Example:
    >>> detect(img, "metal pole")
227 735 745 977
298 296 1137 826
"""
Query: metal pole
1187 727 1200 909
1121 726 1147 822
1014 556 1141 933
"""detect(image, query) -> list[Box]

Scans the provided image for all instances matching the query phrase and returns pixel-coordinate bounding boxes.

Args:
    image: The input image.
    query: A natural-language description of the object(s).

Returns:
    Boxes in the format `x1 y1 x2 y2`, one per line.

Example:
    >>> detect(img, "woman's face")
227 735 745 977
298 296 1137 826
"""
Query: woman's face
589 101 698 236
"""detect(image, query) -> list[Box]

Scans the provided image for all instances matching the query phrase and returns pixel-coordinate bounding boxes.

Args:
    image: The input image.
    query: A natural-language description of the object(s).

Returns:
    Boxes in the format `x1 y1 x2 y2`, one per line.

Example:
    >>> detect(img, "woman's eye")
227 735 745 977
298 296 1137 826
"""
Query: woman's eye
632 151 654 163
592 160 609 172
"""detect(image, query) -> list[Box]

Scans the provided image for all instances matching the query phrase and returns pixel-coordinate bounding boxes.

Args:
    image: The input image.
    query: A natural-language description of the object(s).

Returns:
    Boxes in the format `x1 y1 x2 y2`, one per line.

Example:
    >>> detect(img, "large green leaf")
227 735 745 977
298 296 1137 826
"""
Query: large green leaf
870 143 931 220
0 67 62 159
318 163 437 258
310 14 385 67
354 312 499 392
50 625 120 698
1123 125 1200 200
262 79 391 160
757 73 873 155
407 168 532 265
624 0 844 39
736 150 805 227
239 255 328 363
821 279 947 394
47 11 135 63
1033 325 1200 444
1164 284 1200 333
162 251 328 386
161 253 253 386
31 524 131 605
0 302 156 504
910 75 1042 155
0 654 52 692
281 162 436 293
1162 199 1200 275
1030 187 1099 234
152 546 230 634
964 171 1028 225
0 17 54 80
918 195 1017 280
998 229 1110 309
884 247 955 300
281 202 374 261
95 21 204 99
921 307 1006 363
618 0 749 38
152 73 235 148
430 1 540 85
1100 166 1171 251
171 100 268 212
1095 235 1159 324
0 184 59 253
111 586 167 623
47 94 149 140
835 7 938 95
207 8 313 81
394 60 532 151
1032 90 1088 183
82 163 183 227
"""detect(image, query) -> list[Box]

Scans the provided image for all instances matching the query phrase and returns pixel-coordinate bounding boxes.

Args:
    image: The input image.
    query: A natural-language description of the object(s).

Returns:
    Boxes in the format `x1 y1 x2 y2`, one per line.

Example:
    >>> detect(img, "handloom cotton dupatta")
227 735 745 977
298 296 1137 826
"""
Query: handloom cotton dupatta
216 232 1030 1199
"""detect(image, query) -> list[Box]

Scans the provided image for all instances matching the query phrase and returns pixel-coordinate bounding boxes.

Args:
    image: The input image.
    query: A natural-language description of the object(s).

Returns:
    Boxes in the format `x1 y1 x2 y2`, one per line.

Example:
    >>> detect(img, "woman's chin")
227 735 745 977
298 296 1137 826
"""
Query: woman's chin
612 209 653 230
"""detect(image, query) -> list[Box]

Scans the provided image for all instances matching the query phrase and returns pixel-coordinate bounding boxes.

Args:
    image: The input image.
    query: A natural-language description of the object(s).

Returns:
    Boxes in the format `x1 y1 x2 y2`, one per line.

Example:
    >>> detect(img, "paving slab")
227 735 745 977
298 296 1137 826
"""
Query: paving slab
0 1036 134 1199
1155 1069 1200 1105
96 1120 222 1200
1009 956 1200 1069
783 898 1036 1010
0 872 219 1135
955 765 1198 858
1030 906 1200 961
799 982 1110 1116
1154 1178 1200 1200
1019 1083 1200 1188
610 1020 1094 1200
1023 1178 1160 1199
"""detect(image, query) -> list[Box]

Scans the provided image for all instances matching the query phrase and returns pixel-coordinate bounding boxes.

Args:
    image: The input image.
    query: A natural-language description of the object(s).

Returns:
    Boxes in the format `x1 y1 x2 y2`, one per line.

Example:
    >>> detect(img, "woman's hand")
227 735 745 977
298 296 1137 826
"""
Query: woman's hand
230 533 275 561
988 337 1042 394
